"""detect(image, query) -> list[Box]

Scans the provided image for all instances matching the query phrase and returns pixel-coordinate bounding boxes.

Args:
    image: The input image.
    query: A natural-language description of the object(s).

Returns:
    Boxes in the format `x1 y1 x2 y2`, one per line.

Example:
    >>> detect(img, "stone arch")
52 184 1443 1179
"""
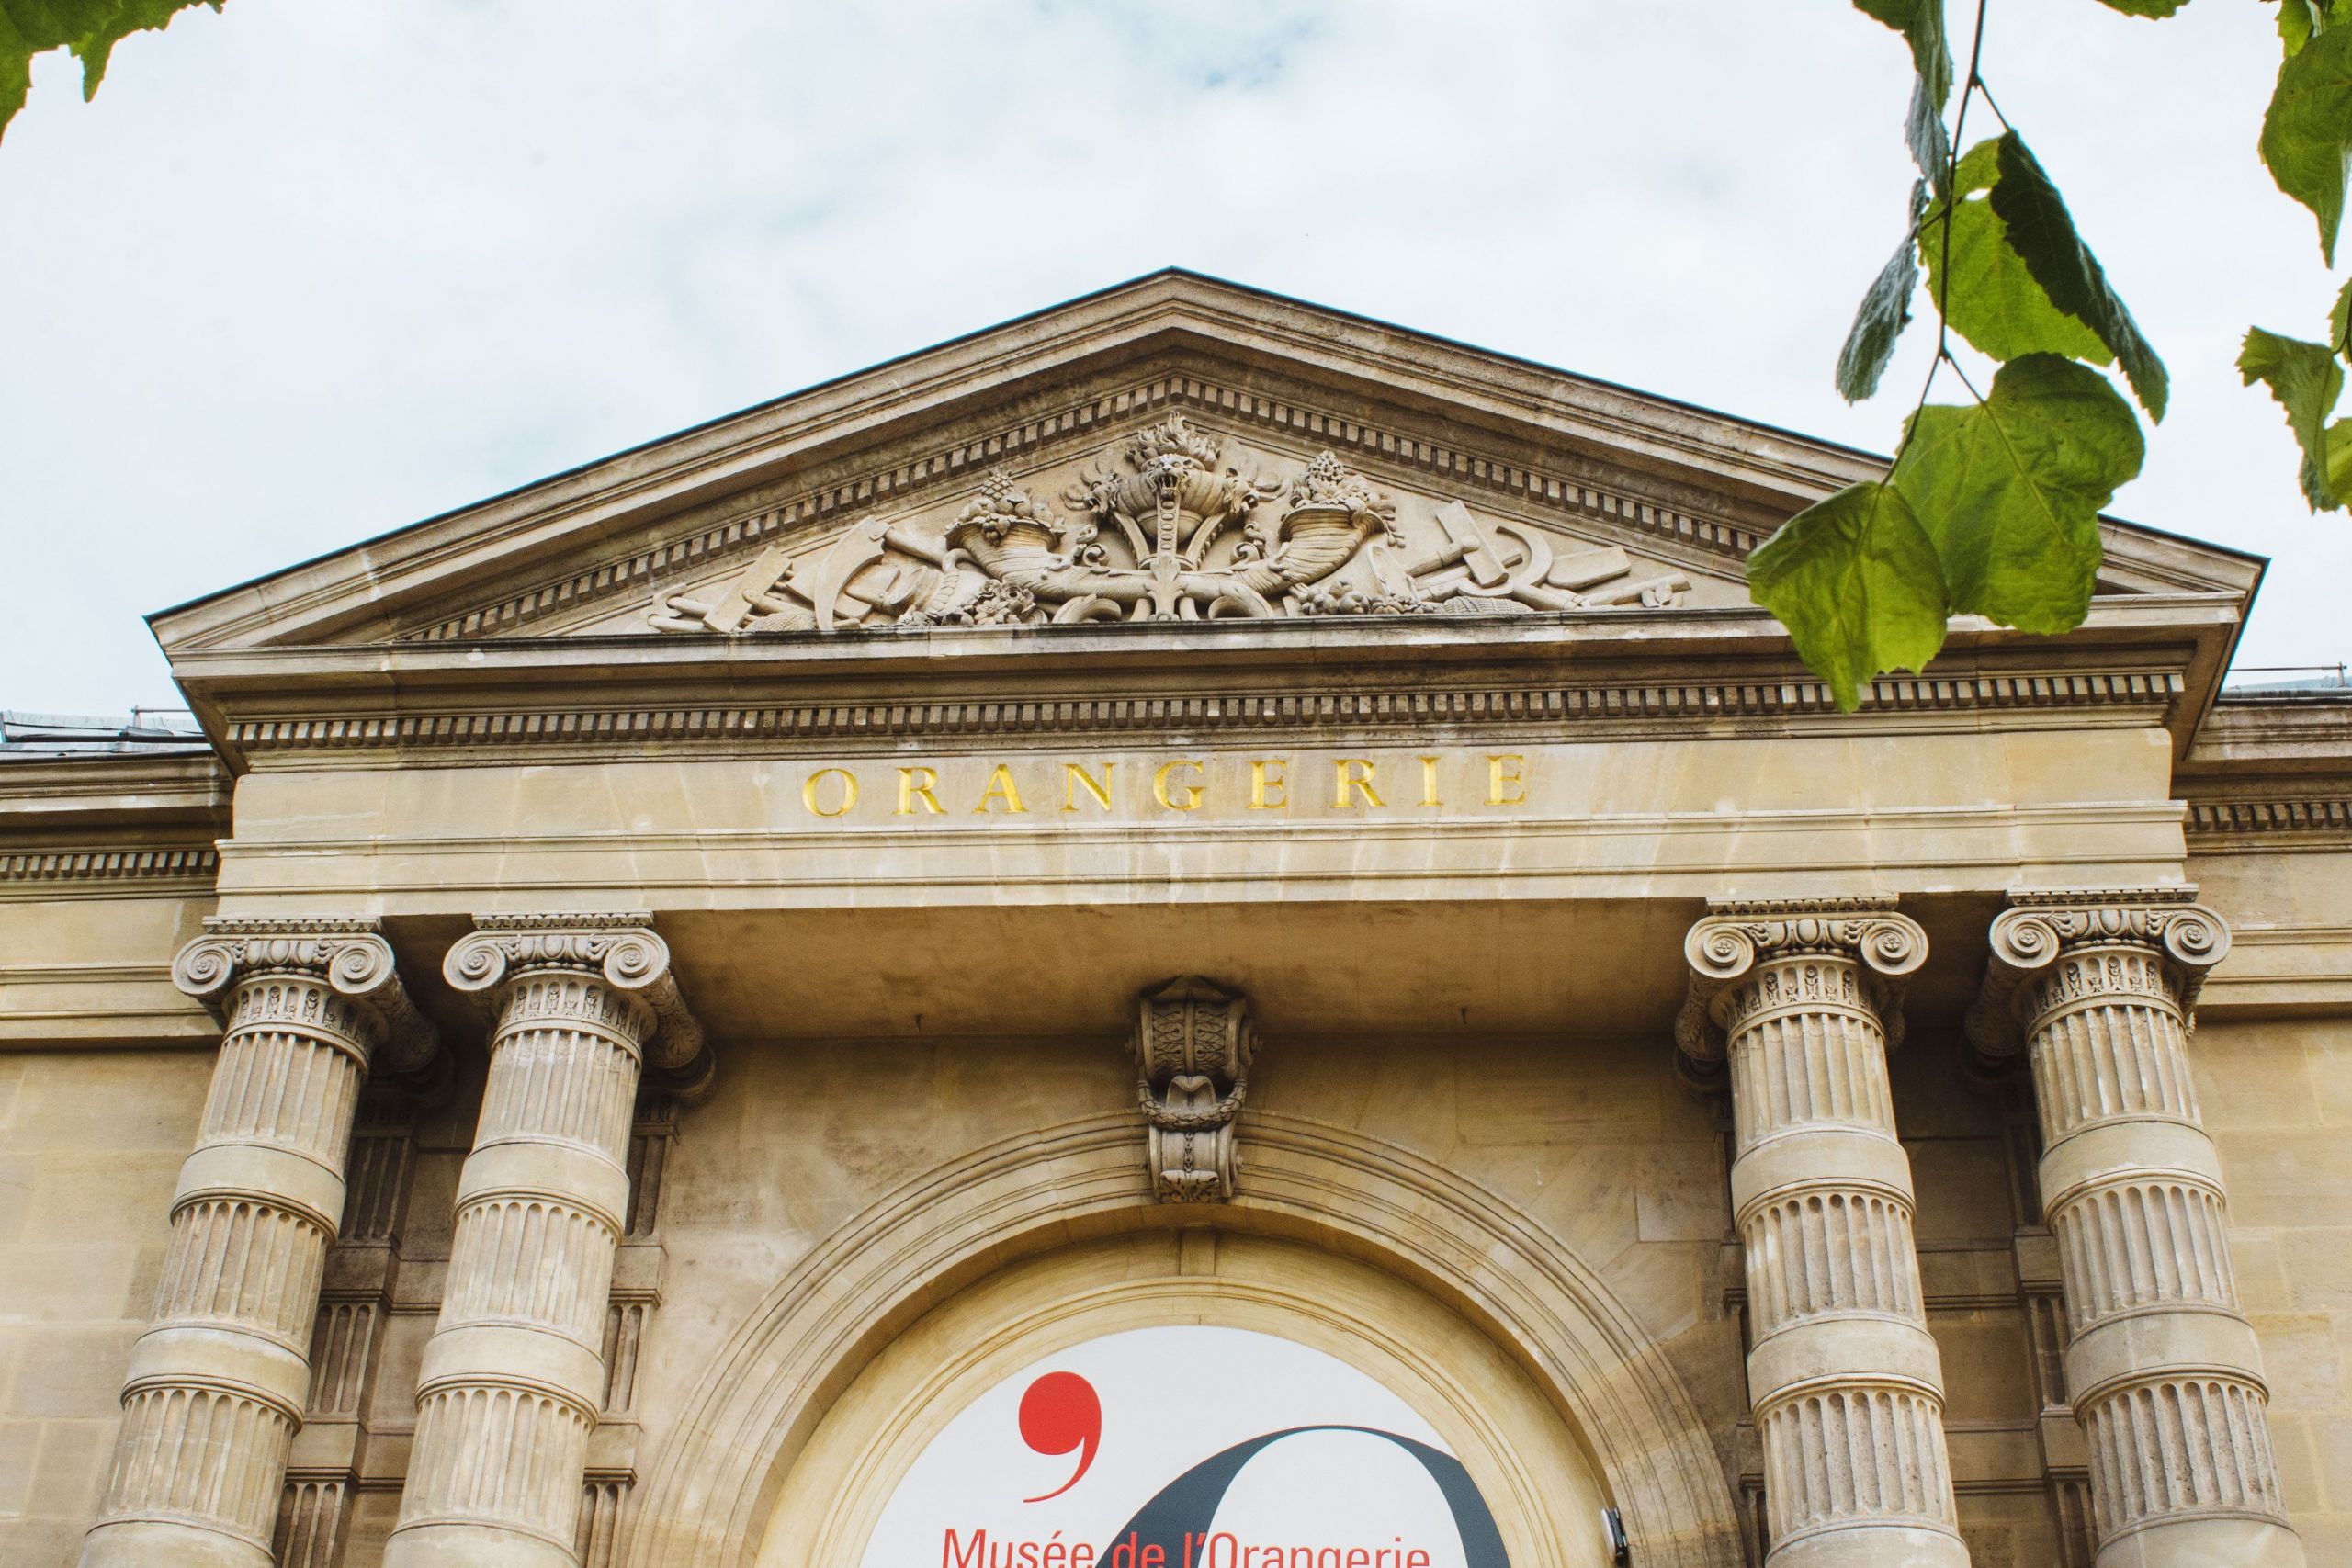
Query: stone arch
624 1111 1745 1568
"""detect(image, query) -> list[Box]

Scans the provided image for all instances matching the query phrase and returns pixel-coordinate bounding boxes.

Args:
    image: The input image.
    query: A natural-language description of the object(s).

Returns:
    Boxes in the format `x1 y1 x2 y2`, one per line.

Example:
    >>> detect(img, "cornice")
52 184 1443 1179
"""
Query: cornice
194 671 2190 771
2177 700 2352 847
0 751 230 819
2183 793 2352 846
0 754 229 892
0 844 220 886
159 596 2237 774
2180 695 2352 773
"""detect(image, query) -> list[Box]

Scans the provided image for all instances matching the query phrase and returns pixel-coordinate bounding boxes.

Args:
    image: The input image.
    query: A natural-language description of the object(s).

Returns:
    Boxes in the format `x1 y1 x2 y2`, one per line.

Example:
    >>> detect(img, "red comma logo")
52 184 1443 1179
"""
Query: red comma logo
1018 1371 1102 1503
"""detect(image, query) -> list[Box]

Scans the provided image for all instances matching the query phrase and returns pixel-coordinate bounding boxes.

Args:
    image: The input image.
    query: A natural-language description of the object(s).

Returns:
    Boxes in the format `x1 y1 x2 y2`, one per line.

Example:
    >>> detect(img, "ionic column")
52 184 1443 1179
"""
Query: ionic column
1679 899 1968 1568
83 919 438 1568
386 915 707 1568
1967 891 2304 1568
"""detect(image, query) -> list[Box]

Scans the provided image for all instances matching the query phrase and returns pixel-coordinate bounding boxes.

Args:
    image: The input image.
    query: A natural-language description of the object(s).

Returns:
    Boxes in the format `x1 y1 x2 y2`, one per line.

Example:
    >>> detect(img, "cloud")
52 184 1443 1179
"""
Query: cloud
0 0 2340 709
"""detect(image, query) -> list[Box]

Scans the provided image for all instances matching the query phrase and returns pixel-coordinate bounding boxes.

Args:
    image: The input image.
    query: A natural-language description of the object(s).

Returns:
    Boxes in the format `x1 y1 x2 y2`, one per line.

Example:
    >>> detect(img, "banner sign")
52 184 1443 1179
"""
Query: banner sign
859 1326 1510 1568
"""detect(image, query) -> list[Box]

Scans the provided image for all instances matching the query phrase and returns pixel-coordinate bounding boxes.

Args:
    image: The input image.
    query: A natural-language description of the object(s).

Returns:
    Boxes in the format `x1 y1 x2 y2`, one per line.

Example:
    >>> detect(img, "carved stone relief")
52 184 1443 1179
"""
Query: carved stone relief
647 417 1689 635
1132 976 1256 1202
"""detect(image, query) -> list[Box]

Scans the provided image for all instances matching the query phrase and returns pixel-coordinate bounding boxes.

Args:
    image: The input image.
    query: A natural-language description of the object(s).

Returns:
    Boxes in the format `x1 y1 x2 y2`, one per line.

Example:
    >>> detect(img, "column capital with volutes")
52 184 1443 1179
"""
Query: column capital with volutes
1676 896 1928 1071
173 915 440 1078
1963 887 2230 1071
445 912 713 1102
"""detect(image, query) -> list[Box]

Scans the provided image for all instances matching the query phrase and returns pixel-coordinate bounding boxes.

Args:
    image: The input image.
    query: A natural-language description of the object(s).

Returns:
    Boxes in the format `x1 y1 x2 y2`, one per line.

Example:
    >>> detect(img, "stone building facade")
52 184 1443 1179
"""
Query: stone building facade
3 272 2347 1568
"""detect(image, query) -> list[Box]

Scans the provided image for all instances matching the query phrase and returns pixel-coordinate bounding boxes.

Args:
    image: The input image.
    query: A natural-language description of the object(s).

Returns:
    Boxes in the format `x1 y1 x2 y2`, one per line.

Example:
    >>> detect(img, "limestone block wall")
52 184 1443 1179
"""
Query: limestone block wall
2186 845 2352 1564
2192 1018 2352 1565
0 1050 211 1566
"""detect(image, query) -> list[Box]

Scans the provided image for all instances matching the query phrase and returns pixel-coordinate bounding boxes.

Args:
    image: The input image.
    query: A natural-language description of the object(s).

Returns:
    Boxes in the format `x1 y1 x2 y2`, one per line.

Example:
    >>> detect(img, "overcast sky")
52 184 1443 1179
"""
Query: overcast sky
2 0 2344 714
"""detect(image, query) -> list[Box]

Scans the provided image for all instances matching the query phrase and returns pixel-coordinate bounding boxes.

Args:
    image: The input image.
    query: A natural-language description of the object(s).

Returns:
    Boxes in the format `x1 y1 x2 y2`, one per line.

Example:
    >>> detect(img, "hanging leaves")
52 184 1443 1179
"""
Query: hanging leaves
1891 355 2143 637
1754 357 2143 712
1778 0 2352 705
2279 0 2321 57
1747 482 1949 710
2240 327 2352 509
1922 141 2114 368
1853 0 1954 192
1987 134 2169 421
0 0 221 140
2262 20 2352 265
1838 181 1928 402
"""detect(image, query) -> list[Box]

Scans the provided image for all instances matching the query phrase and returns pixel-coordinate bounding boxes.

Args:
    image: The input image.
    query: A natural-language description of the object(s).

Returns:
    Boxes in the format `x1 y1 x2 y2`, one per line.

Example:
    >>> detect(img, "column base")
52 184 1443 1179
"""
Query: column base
383 1520 580 1568
81 1518 273 1568
1770 1524 1970 1568
2096 1517 2306 1568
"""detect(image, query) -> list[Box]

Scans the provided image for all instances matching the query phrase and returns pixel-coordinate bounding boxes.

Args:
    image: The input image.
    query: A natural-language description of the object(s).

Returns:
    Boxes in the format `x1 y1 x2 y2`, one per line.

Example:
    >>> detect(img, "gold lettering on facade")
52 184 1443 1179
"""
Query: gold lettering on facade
1155 759 1206 812
782 750 1531 822
896 767 944 816
1250 759 1289 811
974 763 1028 815
802 768 858 818
1063 761 1115 814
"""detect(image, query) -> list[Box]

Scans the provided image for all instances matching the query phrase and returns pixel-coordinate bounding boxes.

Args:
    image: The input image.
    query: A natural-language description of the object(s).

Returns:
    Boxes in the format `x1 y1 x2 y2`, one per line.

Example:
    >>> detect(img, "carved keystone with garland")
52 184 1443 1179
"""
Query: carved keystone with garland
83 919 439 1568
1968 889 2305 1568
1679 898 1968 1568
1133 976 1256 1202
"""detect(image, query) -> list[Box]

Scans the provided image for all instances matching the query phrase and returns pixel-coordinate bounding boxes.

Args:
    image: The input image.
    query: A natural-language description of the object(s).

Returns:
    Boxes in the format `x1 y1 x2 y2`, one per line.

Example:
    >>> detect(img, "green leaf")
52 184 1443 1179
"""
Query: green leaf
2325 416 2352 498
1923 141 2113 367
2331 275 2352 360
2262 20 2352 265
1854 0 1953 191
2240 326 2348 509
0 0 218 142
1838 181 1927 402
2280 0 2319 56
1748 481 1950 711
1905 73 1951 196
1890 355 2143 635
72 0 217 99
2090 0 2192 15
1989 133 2169 421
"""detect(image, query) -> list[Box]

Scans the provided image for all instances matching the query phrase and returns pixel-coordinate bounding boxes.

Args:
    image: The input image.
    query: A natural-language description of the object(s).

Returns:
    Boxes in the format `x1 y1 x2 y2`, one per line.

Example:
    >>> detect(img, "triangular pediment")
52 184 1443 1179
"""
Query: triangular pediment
544 412 1752 643
150 269 2260 660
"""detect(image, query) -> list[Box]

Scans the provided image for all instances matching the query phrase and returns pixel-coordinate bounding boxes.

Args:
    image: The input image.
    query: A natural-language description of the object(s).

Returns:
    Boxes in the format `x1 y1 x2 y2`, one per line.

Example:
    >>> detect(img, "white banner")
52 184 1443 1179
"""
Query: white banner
859 1325 1510 1568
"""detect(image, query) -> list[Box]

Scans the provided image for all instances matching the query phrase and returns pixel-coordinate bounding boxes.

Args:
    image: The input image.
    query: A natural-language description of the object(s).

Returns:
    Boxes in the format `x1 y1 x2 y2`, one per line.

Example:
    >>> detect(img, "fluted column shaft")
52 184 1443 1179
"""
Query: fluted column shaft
1682 900 1967 1568
1970 892 2304 1568
83 921 436 1568
386 916 704 1568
